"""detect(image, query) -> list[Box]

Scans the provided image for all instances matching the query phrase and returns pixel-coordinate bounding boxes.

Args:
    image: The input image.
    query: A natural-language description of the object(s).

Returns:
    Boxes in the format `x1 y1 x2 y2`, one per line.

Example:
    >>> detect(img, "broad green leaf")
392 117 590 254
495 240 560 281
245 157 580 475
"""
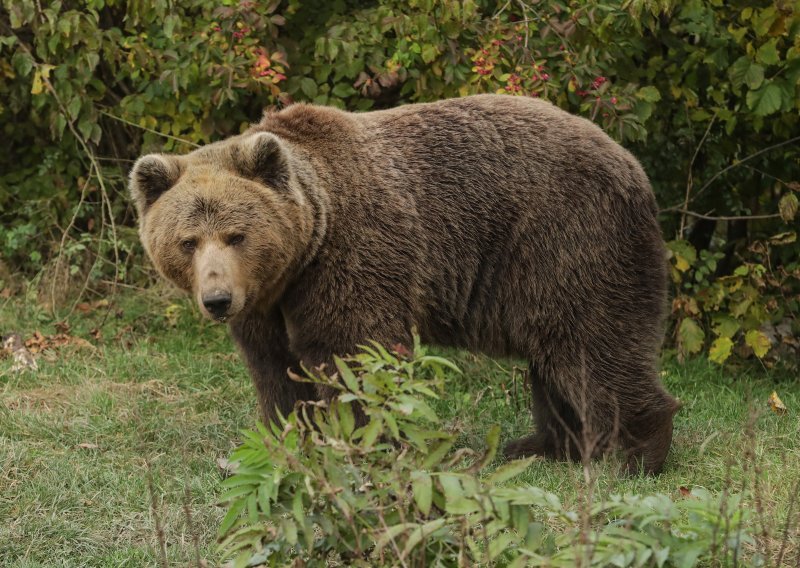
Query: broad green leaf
337 401 355 437
358 416 382 446
679 318 705 356
218 497 247 536
746 82 782 116
488 532 515 559
11 51 33 77
488 457 536 485
401 518 447 557
375 522 415 552
411 471 433 515
636 86 661 102
712 315 740 339
281 519 298 545
331 82 355 98
421 438 456 469
744 64 764 89
475 424 501 470
728 56 750 89
418 355 462 374
421 44 438 64
334 356 359 392
756 39 780 66
299 77 317 98
745 330 771 358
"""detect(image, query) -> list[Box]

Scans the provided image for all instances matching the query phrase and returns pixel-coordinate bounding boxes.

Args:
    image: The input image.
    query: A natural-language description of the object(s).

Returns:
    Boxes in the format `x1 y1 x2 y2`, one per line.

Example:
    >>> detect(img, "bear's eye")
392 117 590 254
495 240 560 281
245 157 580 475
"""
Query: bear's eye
181 239 197 252
228 234 245 246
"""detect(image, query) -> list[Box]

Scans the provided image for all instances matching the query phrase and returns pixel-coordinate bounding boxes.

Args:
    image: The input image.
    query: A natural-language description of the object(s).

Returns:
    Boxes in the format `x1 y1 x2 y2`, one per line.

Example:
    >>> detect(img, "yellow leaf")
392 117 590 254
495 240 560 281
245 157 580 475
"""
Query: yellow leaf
768 391 787 415
745 329 771 358
29 64 53 95
675 254 690 272
31 69 43 94
779 194 798 222
708 337 733 364
164 304 182 327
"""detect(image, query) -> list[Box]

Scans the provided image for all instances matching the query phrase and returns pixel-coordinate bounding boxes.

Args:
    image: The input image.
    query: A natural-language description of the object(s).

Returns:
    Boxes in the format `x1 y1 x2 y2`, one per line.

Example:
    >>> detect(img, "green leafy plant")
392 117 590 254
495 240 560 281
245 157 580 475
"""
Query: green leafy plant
1 0 798 362
218 342 754 567
668 232 799 366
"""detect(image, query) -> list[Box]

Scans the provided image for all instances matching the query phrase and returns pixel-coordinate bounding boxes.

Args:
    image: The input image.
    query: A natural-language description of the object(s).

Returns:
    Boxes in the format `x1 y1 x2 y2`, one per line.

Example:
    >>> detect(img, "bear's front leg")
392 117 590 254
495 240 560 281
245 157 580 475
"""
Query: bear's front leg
289 313 413 426
229 306 317 426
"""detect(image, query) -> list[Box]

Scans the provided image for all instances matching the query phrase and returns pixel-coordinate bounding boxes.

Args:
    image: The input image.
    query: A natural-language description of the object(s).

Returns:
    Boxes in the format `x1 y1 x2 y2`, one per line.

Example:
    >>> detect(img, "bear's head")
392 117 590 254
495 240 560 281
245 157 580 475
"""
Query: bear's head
129 132 319 322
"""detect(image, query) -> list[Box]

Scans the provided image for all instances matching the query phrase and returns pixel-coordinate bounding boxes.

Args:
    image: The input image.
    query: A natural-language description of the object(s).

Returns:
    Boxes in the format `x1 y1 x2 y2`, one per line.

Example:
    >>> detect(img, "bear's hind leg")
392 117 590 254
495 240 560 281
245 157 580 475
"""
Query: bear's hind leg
504 348 677 474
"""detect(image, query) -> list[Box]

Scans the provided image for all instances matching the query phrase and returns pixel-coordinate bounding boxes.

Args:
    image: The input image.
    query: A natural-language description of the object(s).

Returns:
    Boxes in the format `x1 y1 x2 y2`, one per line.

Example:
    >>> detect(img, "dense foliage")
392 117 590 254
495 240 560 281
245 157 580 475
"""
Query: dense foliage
219 342 753 567
1 0 798 363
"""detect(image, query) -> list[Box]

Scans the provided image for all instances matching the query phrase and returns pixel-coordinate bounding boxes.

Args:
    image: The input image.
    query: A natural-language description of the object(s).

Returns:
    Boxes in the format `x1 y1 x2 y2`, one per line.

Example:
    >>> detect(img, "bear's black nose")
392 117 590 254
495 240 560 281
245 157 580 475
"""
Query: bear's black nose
203 292 232 319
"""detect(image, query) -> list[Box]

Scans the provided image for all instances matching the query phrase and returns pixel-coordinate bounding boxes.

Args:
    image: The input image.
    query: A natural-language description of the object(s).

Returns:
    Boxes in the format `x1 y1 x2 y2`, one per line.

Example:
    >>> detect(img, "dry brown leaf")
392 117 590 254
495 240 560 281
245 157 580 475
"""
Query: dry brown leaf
217 457 240 477
77 442 99 450
25 331 95 354
391 342 412 359
768 391 787 415
54 321 71 334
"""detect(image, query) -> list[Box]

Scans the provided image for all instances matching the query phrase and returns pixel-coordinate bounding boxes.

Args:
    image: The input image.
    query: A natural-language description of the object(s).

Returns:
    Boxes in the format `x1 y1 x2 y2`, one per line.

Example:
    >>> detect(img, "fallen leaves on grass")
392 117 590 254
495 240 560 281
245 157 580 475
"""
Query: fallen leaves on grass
25 330 95 355
75 298 110 313
768 391 787 415
2 333 38 372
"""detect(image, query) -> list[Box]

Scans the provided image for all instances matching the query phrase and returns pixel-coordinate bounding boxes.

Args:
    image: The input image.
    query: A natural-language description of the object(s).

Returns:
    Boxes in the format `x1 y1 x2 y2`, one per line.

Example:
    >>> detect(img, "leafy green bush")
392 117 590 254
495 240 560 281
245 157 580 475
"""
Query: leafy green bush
668 235 799 367
218 342 753 567
1 0 798 362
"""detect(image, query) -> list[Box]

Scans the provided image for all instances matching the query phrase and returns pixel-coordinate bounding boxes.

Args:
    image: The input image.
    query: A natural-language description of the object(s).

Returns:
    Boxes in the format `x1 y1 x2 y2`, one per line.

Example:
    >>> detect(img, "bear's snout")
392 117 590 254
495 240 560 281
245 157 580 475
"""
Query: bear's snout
202 291 232 321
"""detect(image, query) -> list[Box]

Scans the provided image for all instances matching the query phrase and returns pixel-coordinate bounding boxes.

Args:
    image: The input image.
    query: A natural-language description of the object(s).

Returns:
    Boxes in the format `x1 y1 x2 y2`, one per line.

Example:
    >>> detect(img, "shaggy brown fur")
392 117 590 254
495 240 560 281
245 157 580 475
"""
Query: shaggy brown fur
130 94 678 474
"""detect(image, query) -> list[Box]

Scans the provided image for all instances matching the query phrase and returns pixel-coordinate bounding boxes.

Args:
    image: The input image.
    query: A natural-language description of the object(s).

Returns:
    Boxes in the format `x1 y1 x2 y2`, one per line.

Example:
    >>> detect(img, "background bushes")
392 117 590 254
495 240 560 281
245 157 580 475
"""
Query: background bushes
0 0 798 364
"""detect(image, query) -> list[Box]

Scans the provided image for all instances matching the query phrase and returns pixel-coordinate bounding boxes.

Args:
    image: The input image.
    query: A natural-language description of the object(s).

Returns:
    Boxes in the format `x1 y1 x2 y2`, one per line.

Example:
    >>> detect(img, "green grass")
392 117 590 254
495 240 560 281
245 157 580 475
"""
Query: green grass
1 288 798 566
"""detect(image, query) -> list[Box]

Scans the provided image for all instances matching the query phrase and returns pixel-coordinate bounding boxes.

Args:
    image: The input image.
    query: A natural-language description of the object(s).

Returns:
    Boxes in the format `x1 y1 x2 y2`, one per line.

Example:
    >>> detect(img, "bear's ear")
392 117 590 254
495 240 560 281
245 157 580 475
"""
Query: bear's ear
129 154 183 215
238 132 292 192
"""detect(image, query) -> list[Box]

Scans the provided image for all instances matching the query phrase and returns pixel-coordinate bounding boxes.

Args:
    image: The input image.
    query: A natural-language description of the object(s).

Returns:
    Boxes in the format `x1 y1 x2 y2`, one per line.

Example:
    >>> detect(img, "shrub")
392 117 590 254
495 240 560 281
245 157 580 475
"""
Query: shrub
217 342 753 567
1 0 798 362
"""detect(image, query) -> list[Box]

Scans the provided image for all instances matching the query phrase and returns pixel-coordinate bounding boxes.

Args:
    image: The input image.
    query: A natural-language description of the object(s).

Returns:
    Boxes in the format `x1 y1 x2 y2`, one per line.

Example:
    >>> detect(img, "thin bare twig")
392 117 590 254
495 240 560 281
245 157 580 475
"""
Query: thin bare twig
661 208 782 222
775 478 800 567
182 484 202 568
674 134 800 209
99 109 201 148
146 463 169 568
50 173 91 315
4 25 121 305
680 113 717 237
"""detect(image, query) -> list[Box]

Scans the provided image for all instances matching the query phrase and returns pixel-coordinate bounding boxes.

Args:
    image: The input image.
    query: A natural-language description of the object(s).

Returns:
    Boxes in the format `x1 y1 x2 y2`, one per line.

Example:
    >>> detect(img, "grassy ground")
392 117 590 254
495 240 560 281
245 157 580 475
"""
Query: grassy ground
1 287 798 566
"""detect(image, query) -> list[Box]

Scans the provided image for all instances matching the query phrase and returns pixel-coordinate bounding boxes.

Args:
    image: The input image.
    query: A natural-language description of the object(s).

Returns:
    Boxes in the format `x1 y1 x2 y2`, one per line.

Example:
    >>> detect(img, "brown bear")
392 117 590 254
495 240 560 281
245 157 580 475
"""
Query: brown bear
130 94 679 474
